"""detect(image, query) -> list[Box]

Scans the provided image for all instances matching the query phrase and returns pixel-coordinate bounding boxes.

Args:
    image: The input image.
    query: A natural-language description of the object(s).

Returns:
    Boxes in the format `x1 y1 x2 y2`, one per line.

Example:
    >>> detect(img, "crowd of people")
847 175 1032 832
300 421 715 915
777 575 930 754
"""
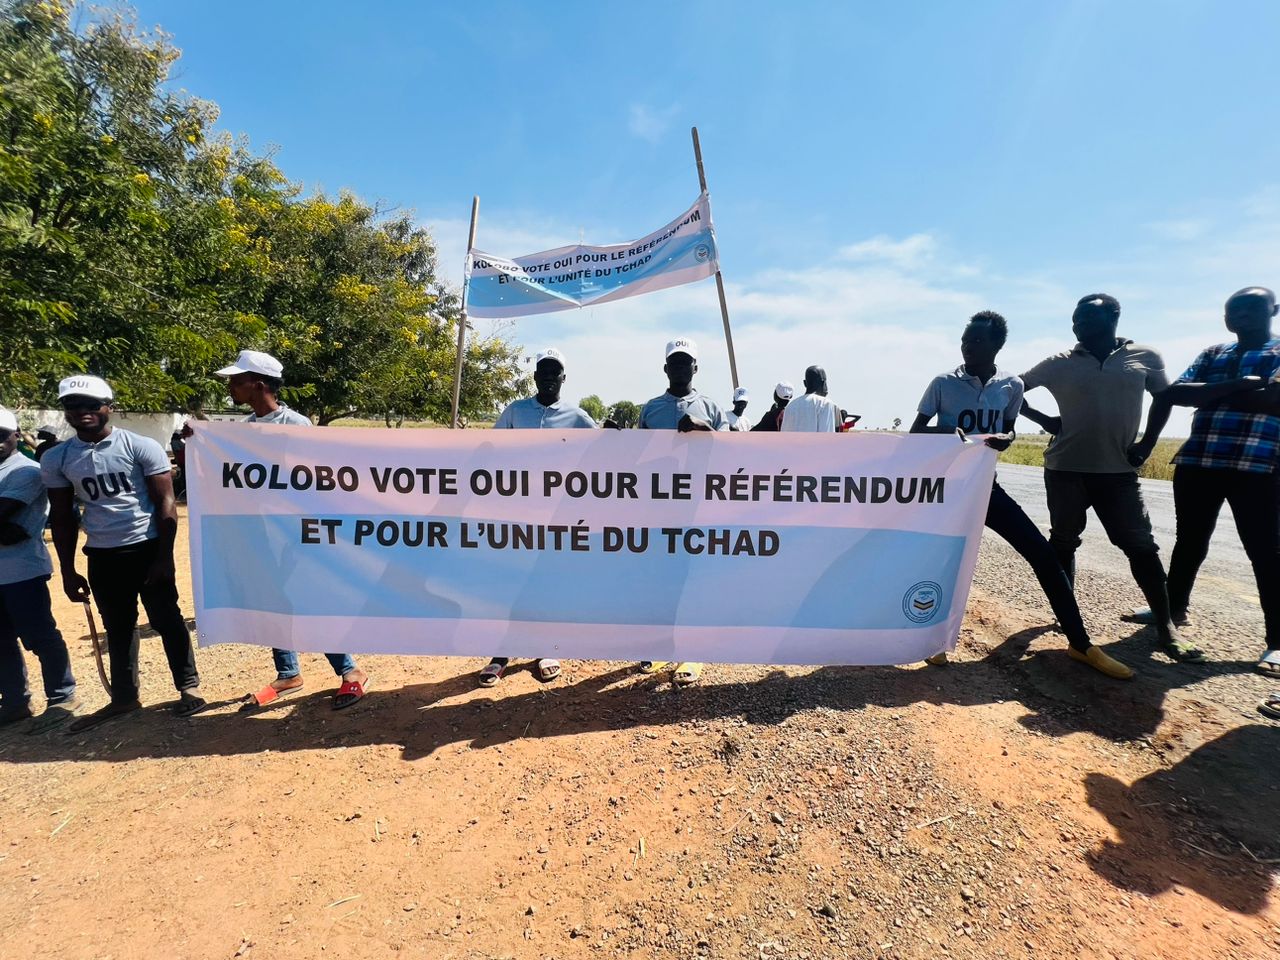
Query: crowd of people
0 286 1276 732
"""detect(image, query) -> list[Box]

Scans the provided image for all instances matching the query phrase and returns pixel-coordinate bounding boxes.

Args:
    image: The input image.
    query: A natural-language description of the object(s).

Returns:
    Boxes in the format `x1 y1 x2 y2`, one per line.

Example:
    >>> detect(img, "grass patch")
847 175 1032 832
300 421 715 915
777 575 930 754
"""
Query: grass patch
998 434 1183 481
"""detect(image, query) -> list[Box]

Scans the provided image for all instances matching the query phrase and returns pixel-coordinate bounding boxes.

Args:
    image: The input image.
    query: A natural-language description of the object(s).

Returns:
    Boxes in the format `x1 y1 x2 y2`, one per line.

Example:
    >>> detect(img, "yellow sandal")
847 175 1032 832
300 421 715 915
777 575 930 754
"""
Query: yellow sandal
672 662 703 685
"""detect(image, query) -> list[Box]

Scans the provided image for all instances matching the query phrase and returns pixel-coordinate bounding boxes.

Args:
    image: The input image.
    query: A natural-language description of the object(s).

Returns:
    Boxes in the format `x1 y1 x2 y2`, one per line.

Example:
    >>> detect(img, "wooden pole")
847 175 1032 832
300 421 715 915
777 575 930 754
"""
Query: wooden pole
450 196 480 429
691 126 739 389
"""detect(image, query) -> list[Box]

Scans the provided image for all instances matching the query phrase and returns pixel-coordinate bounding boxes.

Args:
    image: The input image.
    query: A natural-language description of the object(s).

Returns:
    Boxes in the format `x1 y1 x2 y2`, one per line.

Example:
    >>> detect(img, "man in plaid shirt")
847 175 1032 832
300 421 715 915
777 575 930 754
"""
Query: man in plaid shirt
1135 286 1280 676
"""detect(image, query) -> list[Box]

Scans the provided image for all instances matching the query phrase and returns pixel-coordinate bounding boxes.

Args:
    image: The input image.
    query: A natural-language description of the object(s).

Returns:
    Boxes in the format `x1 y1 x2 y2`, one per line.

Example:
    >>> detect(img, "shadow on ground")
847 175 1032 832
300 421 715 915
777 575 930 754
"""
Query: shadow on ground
1084 724 1278 914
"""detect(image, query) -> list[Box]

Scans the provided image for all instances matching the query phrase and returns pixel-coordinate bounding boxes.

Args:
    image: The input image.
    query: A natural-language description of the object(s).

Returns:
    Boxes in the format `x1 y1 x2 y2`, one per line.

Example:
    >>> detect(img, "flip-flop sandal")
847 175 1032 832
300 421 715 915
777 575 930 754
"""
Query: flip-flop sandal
67 700 142 733
672 662 703 686
1256 649 1280 677
478 662 507 687
1159 638 1206 663
333 677 369 710
535 658 562 682
1258 692 1280 720
1124 607 1194 627
636 661 670 675
173 692 208 718
239 683 303 712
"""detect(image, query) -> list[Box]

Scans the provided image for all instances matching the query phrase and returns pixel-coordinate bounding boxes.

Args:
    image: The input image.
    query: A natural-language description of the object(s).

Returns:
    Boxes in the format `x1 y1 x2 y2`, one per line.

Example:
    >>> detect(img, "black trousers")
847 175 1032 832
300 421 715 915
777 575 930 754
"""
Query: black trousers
1043 468 1173 629
85 539 199 703
1168 466 1280 649
986 481 1090 651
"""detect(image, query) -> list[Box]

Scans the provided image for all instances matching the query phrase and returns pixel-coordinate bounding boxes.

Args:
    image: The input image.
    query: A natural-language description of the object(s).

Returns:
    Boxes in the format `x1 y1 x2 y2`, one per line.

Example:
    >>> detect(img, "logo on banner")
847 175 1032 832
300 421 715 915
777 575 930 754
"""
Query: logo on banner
902 581 942 623
694 243 711 263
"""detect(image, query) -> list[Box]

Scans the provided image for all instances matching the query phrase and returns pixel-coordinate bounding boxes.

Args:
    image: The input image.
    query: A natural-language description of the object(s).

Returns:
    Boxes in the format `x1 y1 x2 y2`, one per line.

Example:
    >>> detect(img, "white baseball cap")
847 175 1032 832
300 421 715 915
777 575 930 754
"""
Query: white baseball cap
665 337 699 361
534 348 566 369
58 375 114 401
216 350 284 379
0 407 17 432
733 387 749 402
775 381 795 400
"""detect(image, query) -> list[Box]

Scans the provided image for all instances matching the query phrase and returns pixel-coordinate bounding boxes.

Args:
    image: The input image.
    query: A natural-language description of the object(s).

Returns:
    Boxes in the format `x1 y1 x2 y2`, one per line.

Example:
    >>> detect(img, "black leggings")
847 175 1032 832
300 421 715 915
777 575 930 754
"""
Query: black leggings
985 481 1090 651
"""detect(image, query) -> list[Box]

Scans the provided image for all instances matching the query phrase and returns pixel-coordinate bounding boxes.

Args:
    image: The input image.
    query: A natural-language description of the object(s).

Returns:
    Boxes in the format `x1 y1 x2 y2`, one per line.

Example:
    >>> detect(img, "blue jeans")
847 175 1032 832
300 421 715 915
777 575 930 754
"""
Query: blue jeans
272 648 356 680
0 576 76 713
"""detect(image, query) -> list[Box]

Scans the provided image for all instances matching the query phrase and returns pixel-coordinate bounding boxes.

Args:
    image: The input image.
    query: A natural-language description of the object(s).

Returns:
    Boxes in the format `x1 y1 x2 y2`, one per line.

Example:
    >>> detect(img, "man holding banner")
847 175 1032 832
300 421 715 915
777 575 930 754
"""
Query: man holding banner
480 348 595 687
911 311 1133 679
636 337 727 684
214 350 371 711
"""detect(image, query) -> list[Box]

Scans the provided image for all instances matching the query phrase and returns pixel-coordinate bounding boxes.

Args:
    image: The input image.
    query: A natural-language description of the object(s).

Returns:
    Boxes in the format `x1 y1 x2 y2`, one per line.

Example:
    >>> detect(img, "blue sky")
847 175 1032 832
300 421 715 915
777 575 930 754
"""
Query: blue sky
131 1 1280 431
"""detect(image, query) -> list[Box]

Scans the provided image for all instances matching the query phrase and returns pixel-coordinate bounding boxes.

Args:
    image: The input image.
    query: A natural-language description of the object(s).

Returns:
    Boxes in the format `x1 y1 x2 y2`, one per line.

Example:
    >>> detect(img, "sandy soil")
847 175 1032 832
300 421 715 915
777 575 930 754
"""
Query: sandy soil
0 510 1276 960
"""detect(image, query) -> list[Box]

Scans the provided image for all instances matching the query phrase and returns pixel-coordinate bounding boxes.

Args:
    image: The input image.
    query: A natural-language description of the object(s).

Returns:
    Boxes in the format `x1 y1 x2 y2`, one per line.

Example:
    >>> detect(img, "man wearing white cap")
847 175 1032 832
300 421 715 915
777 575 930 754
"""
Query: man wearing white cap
636 337 727 685
214 350 370 710
637 338 728 433
480 348 595 687
727 387 751 431
0 406 77 729
751 382 795 432
491 349 597 430
43 375 205 731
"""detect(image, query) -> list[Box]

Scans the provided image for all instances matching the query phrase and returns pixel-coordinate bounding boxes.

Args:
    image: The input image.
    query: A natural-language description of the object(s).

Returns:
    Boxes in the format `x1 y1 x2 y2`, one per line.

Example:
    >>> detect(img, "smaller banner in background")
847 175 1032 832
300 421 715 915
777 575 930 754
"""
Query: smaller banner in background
464 193 718 318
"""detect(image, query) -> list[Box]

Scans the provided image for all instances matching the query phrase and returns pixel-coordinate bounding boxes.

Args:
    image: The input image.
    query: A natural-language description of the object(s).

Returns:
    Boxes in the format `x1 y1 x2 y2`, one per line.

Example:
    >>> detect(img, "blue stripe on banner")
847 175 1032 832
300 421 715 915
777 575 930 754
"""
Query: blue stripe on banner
466 225 717 311
201 514 964 630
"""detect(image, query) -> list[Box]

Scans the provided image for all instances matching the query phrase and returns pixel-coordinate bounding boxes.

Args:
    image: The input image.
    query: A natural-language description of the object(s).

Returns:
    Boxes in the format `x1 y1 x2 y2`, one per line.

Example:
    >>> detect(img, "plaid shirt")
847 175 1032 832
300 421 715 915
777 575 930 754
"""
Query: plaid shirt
1172 339 1280 474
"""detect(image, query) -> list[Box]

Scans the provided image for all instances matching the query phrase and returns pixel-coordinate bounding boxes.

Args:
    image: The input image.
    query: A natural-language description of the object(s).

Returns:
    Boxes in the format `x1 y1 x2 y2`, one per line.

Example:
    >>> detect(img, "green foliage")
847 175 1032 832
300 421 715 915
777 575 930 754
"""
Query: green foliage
578 394 607 422
609 400 641 428
0 1 524 419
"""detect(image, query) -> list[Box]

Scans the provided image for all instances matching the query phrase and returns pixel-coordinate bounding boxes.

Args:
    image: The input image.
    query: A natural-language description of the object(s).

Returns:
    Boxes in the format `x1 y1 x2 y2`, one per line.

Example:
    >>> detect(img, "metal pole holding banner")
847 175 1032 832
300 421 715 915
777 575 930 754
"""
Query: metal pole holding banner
450 195 481 429
691 127 740 389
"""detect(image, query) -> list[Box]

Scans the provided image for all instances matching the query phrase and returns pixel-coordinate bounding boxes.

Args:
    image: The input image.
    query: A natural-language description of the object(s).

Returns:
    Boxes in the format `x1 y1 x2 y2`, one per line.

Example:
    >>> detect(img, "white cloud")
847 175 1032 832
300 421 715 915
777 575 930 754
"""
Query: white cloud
836 233 938 269
418 186 1280 436
627 102 680 143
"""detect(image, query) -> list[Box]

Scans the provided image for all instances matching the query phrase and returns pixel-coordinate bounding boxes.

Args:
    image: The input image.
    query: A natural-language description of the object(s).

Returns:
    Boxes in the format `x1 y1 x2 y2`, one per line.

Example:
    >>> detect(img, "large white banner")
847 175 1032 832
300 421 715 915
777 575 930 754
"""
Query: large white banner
187 424 996 665
464 193 719 319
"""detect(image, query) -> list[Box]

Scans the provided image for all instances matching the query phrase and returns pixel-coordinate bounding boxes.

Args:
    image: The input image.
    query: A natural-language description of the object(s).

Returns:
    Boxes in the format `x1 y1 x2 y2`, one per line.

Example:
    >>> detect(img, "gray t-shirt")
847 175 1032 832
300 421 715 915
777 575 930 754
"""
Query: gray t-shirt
246 405 311 426
1021 340 1168 473
493 397 596 429
41 428 171 549
0 453 53 584
918 366 1024 433
638 390 728 430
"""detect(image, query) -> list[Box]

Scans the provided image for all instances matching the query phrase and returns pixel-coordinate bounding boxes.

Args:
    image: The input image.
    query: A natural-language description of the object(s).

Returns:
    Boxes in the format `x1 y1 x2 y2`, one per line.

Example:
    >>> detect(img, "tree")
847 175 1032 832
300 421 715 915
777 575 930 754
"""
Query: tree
0 0 226 408
0 1 526 420
609 400 641 428
579 394 607 422
891 417 902 431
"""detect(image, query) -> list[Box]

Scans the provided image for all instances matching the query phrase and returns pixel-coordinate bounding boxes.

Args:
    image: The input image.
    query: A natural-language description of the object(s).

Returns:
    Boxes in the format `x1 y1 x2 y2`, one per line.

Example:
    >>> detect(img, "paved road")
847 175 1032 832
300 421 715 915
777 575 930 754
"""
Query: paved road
971 462 1269 736
993 463 1256 605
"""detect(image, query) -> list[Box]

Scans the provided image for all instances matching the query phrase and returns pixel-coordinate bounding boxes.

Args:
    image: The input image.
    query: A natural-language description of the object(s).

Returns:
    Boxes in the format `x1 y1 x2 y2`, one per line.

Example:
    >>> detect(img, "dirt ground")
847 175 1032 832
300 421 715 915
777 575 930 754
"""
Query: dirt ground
0 509 1276 960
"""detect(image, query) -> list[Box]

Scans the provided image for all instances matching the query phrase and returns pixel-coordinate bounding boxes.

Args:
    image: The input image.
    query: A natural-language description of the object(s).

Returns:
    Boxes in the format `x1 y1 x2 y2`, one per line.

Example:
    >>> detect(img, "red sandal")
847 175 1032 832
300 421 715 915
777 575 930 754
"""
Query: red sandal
239 683 303 713
333 677 369 710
